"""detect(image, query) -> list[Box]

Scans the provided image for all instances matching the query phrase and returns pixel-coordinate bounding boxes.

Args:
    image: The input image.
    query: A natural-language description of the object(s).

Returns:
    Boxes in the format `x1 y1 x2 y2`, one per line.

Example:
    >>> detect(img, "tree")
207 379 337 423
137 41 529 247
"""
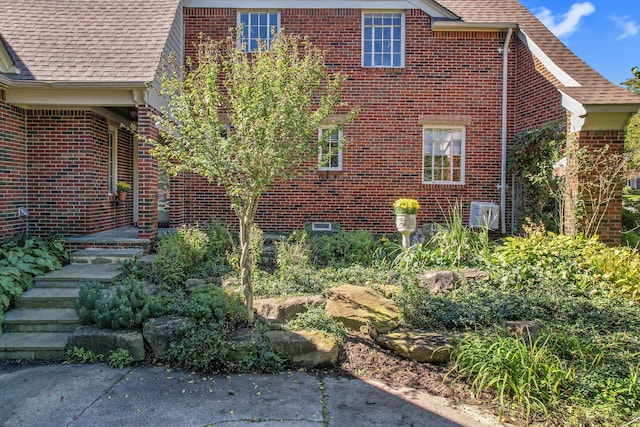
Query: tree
622 67 640 169
151 32 355 322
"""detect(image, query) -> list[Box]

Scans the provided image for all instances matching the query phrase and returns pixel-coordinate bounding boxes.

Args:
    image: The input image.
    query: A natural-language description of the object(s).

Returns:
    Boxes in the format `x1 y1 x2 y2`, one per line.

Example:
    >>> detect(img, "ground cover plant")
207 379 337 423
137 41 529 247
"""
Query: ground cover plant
0 234 67 333
391 223 640 426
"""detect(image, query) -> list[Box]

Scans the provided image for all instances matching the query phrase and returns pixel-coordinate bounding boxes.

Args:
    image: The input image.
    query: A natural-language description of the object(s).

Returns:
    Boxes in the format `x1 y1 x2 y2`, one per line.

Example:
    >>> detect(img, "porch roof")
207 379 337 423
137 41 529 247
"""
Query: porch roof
0 0 180 84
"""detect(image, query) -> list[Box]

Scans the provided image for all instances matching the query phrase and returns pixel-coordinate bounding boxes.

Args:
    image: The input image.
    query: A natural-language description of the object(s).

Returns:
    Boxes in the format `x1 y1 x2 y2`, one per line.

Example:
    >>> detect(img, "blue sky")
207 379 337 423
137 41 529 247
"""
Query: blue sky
519 1 639 87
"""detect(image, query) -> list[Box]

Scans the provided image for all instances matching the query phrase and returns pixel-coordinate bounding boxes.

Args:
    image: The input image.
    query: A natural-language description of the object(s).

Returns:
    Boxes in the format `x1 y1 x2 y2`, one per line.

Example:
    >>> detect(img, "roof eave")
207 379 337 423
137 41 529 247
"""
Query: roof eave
560 89 640 132
432 21 519 32
8 79 150 90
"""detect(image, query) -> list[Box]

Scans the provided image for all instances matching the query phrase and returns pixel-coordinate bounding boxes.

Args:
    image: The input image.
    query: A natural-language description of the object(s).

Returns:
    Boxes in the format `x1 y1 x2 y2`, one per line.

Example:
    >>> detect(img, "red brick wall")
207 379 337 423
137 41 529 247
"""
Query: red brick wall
0 93 27 239
179 8 543 234
23 110 133 237
137 107 159 239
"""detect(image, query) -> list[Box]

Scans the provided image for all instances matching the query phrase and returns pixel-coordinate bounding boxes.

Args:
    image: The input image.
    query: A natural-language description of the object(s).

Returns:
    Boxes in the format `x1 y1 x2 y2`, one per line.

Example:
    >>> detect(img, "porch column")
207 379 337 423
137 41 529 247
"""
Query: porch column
136 107 159 241
564 129 625 244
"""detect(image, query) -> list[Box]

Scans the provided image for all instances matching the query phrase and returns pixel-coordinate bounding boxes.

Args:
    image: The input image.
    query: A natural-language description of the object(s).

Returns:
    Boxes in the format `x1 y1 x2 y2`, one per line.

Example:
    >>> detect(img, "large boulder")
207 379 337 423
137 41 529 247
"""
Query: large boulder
264 330 339 368
142 316 189 359
416 270 455 295
325 284 399 333
376 329 454 364
254 295 324 323
226 328 262 365
67 325 145 361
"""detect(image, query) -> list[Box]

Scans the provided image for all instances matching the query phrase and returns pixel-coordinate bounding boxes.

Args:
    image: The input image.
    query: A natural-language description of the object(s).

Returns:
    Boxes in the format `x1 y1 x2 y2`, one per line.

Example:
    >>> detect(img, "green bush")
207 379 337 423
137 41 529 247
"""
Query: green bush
154 225 211 289
0 235 67 326
165 320 231 373
74 279 163 329
178 285 246 325
309 230 379 267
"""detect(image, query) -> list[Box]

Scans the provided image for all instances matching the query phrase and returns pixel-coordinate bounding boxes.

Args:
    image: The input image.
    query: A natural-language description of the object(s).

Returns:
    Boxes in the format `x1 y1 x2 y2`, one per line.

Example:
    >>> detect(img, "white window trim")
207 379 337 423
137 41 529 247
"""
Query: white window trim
361 11 405 68
108 126 118 195
318 127 343 171
422 125 466 185
237 10 281 52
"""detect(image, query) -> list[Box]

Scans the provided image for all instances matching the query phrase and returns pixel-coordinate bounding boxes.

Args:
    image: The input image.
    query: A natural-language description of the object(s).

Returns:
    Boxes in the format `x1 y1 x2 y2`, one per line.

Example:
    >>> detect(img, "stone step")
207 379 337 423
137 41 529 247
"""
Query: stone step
2 308 80 332
35 264 121 288
15 287 79 309
70 248 143 265
0 332 70 360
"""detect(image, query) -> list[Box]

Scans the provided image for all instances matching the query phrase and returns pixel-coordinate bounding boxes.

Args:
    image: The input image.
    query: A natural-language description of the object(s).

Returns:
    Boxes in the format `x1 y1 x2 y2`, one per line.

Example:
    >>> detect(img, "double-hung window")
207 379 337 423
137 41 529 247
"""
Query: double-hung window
362 12 404 68
238 11 280 52
423 126 465 184
318 128 343 171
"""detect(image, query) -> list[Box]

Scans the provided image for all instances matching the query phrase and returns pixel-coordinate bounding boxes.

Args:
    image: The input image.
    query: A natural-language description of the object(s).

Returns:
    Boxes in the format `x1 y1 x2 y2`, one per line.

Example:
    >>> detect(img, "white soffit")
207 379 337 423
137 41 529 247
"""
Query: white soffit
518 30 580 88
182 0 457 17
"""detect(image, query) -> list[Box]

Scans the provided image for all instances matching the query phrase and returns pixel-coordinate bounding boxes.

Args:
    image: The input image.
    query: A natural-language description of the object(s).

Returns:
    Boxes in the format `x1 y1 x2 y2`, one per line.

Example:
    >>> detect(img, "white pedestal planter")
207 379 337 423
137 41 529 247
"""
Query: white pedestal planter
395 214 416 248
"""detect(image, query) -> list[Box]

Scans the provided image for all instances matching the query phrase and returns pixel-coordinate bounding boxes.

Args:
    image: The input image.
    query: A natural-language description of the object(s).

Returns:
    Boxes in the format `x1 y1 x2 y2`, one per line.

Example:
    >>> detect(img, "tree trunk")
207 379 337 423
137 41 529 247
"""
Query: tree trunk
239 216 254 323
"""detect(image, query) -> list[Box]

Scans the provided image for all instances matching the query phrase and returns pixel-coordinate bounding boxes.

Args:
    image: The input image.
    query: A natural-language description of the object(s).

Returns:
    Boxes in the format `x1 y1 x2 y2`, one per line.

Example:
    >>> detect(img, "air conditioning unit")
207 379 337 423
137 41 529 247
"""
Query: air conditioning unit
469 202 499 230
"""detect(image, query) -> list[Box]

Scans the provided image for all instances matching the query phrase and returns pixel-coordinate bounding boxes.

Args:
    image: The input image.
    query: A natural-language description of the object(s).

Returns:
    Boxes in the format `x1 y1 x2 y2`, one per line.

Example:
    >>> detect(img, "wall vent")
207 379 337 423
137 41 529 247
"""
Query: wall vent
311 222 334 232
469 202 499 229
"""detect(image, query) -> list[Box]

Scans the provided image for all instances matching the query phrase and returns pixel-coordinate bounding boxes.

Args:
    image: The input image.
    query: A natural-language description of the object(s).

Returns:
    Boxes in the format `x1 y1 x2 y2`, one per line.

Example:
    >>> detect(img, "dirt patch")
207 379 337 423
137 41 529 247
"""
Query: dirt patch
336 332 477 403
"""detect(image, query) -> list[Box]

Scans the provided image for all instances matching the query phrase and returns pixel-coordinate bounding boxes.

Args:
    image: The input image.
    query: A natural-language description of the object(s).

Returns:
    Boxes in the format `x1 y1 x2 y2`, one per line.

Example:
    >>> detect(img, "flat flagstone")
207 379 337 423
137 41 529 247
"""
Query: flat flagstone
16 288 79 308
36 264 121 282
3 308 79 324
0 332 70 351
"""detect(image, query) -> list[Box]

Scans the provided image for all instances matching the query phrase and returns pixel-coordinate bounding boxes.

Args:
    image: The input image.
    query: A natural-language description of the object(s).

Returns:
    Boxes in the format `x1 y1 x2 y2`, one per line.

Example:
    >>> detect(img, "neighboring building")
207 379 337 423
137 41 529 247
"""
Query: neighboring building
1 0 638 244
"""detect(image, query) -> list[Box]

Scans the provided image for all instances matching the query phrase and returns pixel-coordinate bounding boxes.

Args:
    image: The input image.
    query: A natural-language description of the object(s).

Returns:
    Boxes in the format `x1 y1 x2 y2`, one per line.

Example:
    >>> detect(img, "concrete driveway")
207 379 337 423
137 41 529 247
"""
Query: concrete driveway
0 363 500 427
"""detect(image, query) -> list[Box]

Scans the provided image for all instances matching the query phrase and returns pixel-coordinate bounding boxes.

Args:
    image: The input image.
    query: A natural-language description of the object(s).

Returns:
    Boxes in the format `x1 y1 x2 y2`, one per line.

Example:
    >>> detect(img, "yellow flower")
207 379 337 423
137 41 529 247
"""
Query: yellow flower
393 198 420 214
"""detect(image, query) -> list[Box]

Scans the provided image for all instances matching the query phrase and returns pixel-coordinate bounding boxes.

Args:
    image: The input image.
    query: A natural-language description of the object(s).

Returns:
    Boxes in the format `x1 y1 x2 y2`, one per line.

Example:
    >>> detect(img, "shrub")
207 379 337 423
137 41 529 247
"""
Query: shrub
178 285 246 326
165 320 231 373
74 279 163 329
153 225 211 289
309 230 379 267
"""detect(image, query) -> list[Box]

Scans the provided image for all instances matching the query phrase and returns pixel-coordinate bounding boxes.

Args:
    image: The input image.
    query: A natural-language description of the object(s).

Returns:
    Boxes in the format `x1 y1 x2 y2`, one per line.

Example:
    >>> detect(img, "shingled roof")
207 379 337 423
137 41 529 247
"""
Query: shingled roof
0 0 180 83
436 0 639 105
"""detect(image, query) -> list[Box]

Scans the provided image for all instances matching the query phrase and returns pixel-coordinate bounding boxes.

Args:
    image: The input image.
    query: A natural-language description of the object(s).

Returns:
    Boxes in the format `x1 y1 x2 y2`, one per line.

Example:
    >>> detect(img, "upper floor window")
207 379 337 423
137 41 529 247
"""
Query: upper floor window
238 11 280 52
318 128 343 171
423 126 465 184
362 12 404 68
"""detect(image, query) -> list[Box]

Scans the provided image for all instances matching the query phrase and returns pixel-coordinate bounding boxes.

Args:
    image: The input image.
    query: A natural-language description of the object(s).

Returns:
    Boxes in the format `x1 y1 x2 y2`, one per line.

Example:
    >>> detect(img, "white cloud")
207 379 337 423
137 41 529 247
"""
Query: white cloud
610 16 639 39
535 2 596 38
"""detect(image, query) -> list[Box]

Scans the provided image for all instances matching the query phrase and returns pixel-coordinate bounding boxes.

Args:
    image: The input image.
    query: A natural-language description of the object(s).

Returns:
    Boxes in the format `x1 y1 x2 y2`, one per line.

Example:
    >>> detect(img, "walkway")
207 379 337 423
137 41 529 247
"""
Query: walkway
0 363 500 427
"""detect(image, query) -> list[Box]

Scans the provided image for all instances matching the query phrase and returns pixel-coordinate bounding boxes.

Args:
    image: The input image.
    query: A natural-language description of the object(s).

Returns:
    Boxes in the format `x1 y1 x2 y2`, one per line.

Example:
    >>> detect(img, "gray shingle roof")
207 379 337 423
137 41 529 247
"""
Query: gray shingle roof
437 0 639 105
0 0 180 83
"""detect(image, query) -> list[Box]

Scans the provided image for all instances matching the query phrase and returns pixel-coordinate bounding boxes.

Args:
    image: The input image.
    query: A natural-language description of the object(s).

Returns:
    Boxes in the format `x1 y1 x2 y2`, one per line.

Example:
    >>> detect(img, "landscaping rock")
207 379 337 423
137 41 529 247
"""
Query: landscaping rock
226 328 262 365
142 316 189 359
416 270 455 295
458 268 489 282
376 329 454 364
264 329 339 368
254 295 324 323
504 321 543 340
67 325 145 361
325 284 399 333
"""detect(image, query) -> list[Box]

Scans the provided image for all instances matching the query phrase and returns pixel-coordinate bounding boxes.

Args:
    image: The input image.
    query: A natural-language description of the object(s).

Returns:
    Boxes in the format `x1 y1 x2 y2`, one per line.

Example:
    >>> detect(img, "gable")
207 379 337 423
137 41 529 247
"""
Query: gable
0 38 19 75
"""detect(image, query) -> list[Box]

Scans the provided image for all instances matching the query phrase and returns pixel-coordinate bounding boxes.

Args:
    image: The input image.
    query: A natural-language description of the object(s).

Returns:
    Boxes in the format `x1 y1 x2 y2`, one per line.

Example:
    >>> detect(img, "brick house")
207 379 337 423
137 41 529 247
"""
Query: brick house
1 0 638 244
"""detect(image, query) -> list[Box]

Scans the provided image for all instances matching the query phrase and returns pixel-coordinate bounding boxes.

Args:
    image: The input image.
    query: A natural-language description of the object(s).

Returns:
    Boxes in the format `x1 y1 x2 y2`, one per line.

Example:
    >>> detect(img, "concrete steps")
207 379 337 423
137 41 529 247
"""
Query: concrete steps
0 332 71 360
0 247 139 360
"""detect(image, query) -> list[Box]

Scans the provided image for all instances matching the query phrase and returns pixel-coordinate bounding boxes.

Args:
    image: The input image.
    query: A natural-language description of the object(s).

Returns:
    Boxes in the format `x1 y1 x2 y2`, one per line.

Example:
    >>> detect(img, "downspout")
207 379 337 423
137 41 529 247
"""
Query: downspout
500 28 513 234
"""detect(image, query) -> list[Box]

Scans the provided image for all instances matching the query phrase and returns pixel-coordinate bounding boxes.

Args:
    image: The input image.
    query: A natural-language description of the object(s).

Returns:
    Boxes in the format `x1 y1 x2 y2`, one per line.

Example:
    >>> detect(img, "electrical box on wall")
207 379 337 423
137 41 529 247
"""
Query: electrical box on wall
469 202 499 230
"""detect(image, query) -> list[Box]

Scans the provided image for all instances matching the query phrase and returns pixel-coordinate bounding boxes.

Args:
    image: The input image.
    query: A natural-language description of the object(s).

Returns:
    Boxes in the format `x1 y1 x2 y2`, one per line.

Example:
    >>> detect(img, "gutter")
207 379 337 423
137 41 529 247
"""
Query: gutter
500 27 513 235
